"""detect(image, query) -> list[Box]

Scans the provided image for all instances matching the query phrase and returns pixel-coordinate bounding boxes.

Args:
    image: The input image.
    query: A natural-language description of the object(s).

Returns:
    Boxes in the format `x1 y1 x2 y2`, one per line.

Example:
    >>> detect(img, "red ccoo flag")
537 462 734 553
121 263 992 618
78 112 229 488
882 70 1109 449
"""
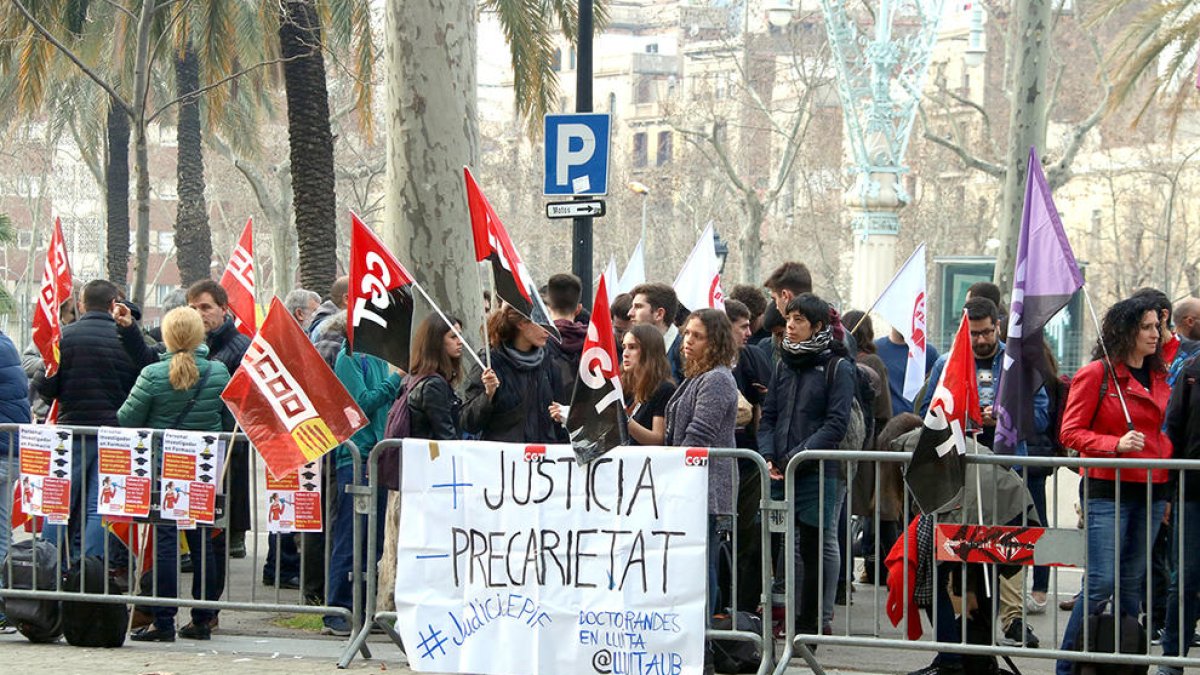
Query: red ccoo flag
464 167 560 341
221 298 366 479
31 217 72 377
566 274 625 464
219 217 257 338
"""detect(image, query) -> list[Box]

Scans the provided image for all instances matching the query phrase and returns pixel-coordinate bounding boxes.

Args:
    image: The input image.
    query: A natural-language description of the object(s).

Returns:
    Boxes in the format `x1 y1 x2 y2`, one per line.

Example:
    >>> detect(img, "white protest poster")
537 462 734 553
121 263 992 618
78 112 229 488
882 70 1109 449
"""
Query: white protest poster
97 427 154 518
160 430 222 525
265 459 322 533
19 425 72 523
395 440 709 675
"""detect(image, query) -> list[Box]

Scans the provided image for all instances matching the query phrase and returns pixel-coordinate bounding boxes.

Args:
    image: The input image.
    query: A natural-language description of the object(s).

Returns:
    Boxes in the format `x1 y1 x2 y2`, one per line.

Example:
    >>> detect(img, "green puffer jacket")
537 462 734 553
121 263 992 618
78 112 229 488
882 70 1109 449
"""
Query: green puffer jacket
117 344 234 432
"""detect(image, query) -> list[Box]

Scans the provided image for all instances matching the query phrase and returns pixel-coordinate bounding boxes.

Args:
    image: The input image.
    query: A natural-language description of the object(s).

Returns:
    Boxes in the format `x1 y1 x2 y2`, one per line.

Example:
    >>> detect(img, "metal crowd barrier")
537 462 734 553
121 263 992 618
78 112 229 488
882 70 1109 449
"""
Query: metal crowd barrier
774 448 1200 675
0 424 366 654
337 441 781 674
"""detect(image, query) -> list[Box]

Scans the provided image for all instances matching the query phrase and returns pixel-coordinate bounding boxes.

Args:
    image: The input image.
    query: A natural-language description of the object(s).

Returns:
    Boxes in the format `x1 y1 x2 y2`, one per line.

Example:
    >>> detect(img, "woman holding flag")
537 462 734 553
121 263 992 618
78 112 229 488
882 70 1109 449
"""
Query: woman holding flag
117 307 233 642
1056 295 1173 675
402 314 466 441
462 306 566 444
621 324 676 446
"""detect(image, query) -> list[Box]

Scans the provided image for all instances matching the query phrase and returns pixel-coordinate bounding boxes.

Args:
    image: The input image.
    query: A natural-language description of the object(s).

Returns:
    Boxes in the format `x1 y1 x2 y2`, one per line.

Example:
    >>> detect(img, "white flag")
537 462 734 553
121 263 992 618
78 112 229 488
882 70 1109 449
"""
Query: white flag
673 222 725 311
617 239 645 295
873 243 928 401
602 257 619 305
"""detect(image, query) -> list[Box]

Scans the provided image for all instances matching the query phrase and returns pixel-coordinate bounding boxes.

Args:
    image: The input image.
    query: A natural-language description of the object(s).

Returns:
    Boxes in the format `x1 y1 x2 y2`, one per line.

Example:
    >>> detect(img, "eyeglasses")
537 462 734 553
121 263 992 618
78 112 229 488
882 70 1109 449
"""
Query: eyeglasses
969 328 996 339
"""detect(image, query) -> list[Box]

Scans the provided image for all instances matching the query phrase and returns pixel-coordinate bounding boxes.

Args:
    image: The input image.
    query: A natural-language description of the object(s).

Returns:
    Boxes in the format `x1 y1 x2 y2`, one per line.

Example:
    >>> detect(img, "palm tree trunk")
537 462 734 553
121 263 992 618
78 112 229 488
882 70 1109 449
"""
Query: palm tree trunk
105 96 130 286
174 44 213 286
279 0 337 295
383 0 483 341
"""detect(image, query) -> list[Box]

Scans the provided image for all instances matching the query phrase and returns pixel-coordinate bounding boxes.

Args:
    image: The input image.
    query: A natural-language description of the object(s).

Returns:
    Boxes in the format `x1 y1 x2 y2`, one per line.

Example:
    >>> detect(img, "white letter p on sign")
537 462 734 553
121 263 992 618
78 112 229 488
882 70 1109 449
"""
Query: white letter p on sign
555 123 596 190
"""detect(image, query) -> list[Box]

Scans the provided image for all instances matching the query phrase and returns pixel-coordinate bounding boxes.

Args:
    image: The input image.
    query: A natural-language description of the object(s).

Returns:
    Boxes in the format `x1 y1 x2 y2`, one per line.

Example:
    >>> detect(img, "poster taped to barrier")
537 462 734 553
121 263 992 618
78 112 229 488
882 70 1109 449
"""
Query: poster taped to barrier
19 425 72 523
265 459 322 533
394 440 709 675
160 430 223 525
97 427 154 519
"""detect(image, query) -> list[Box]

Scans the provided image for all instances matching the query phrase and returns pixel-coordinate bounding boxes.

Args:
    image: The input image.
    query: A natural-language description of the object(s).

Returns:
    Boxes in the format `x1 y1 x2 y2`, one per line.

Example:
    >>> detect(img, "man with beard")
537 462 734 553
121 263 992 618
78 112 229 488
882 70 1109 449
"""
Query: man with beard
916 296 1049 654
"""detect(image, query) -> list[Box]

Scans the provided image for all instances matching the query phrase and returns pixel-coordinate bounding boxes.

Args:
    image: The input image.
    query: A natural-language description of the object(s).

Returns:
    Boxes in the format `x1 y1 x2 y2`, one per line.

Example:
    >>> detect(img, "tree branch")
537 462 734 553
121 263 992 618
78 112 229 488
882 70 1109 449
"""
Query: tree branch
147 54 305 123
1046 12 1113 189
11 0 134 116
100 0 136 21
919 106 1006 178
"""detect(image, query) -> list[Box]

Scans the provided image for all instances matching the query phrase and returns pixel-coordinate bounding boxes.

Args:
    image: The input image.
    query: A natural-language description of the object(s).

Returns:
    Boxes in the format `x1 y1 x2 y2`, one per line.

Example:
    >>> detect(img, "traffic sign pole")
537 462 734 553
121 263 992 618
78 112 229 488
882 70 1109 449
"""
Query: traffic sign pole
572 0 595 309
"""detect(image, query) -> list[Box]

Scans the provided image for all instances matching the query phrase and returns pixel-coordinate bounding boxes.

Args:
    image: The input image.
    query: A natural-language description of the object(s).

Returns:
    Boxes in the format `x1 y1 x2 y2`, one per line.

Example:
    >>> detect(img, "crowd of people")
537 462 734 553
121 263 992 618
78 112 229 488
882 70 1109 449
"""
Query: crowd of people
3 261 1200 675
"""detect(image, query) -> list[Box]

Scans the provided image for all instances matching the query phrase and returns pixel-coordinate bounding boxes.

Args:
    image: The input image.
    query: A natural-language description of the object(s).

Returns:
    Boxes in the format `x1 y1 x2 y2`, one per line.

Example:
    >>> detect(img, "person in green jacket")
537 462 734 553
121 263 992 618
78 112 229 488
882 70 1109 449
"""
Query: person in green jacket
118 307 233 643
323 344 401 636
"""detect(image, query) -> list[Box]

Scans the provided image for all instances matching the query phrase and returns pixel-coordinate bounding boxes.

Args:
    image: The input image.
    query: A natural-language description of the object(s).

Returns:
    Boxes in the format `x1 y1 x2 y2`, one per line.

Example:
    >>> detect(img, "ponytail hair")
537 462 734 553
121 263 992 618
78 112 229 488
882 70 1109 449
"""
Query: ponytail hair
162 307 206 390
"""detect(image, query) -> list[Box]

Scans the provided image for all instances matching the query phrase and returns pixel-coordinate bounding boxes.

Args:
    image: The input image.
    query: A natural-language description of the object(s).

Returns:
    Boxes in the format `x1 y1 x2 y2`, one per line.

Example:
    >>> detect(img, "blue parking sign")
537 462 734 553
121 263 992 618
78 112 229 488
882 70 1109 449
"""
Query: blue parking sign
543 113 611 196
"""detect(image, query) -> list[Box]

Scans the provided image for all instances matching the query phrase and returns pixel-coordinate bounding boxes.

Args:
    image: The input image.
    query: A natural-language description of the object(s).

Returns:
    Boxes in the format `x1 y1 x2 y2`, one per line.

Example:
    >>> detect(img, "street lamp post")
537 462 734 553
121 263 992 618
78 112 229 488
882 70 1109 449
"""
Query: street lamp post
628 180 650 244
572 0 596 308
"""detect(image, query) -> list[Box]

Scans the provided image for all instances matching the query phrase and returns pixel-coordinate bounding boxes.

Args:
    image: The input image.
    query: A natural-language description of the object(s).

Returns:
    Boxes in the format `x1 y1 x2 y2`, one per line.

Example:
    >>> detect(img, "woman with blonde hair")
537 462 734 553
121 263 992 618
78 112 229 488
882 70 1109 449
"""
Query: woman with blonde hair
118 307 233 642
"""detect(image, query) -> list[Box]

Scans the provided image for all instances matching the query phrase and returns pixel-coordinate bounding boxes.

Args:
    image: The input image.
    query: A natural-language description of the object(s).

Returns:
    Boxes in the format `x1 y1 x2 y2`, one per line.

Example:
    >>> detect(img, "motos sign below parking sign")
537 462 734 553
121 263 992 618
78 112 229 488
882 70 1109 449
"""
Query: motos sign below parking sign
543 113 611 197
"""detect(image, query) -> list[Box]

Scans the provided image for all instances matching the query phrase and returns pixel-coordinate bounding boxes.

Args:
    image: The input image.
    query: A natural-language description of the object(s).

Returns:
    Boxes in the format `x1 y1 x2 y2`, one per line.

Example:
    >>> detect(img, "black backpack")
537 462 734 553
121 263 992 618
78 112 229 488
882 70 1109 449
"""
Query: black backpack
1073 605 1147 675
709 611 763 673
3 539 63 643
380 375 437 491
61 555 127 648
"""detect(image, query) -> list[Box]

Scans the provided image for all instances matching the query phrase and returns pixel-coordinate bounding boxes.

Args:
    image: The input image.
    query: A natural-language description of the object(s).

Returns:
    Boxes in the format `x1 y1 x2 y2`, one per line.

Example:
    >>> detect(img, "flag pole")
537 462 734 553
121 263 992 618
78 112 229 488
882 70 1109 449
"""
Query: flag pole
1082 285 1134 431
970 431 990 597
852 242 926 334
477 263 494 370
410 280 486 370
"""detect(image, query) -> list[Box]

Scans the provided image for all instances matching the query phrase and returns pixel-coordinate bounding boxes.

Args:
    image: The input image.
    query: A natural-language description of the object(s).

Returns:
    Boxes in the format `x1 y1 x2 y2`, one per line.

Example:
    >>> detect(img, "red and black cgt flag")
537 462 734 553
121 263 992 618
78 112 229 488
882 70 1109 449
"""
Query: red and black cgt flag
348 212 417 371
464 166 560 341
567 275 625 464
905 309 982 515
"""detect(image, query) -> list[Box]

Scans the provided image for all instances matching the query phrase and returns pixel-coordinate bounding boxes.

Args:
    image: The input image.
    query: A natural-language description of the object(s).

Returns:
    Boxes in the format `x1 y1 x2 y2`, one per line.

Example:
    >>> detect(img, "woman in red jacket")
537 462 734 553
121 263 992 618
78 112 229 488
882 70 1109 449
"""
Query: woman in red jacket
1056 295 1172 675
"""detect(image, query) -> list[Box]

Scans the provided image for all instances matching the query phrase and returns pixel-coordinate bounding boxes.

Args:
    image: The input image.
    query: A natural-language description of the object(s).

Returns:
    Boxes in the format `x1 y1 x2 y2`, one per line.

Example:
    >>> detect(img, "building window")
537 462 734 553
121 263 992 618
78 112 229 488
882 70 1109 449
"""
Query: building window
17 230 32 248
657 131 672 166
569 47 576 70
645 43 659 54
608 93 617 112
551 48 562 72
157 230 175 253
635 78 654 104
633 133 648 168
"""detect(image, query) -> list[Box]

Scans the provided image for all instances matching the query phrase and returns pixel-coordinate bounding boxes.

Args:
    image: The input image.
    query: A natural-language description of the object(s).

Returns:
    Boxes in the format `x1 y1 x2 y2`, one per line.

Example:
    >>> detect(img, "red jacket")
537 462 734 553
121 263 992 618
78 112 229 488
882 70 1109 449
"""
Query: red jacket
1059 359 1172 484
885 517 923 641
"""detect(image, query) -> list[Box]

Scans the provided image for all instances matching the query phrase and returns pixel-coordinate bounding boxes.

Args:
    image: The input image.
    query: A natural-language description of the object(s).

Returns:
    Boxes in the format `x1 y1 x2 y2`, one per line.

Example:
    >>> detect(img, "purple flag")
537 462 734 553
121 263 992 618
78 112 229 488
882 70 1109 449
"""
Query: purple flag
994 147 1084 455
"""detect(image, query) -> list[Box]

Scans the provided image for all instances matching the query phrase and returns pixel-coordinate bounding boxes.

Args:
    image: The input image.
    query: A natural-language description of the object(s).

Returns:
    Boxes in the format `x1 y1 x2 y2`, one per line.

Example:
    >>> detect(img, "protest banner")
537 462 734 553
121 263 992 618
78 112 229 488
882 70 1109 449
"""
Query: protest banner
19 425 72 523
159 430 223 526
395 440 708 675
264 459 323 533
97 427 154 519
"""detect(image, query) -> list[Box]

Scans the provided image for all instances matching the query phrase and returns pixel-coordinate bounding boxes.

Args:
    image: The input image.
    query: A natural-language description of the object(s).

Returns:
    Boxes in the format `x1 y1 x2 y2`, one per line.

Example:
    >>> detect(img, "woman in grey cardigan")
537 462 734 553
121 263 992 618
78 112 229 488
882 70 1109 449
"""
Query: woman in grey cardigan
665 308 739 613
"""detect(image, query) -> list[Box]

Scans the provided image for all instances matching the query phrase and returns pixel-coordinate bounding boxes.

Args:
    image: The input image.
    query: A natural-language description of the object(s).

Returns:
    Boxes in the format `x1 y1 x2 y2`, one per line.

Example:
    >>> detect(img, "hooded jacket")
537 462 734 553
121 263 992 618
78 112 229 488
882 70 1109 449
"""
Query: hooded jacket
461 344 567 444
548 318 588 394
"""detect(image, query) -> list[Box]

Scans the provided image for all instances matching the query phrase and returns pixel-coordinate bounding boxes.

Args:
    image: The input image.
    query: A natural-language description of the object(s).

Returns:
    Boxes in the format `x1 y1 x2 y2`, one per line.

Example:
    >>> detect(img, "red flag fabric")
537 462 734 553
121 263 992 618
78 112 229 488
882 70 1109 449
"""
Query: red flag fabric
566 275 625 463
31 217 72 377
221 298 366 479
464 167 559 340
11 480 28 530
347 212 416 370
219 217 257 338
904 310 981 514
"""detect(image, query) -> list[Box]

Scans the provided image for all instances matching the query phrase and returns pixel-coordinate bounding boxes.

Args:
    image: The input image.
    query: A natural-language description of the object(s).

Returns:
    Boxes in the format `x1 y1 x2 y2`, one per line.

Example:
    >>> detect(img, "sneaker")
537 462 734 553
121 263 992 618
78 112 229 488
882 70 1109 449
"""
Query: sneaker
178 621 211 640
1151 627 1164 647
131 625 176 642
1059 596 1077 611
1025 593 1047 615
321 617 351 637
229 531 247 559
1000 618 1039 648
1156 667 1184 675
179 553 193 574
907 662 964 675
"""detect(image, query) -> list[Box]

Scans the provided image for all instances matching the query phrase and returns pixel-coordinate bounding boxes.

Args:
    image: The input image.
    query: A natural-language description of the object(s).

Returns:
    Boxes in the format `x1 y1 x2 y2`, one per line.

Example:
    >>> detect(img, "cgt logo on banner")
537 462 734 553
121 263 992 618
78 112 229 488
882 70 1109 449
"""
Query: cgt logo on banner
395 440 709 675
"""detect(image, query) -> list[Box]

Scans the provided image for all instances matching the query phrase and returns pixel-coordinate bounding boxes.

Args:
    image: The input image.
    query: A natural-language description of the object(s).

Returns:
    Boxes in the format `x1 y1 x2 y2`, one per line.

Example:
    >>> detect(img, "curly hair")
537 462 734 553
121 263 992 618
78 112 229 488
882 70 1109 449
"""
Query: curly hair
682 308 738 379
1093 295 1165 372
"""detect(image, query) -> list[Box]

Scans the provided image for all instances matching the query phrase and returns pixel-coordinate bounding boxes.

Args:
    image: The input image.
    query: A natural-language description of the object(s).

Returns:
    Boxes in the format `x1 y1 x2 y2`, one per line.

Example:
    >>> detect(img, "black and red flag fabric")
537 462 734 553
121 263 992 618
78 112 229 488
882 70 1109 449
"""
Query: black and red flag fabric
222 298 366 480
566 275 625 464
905 309 981 514
464 166 560 341
347 212 417 371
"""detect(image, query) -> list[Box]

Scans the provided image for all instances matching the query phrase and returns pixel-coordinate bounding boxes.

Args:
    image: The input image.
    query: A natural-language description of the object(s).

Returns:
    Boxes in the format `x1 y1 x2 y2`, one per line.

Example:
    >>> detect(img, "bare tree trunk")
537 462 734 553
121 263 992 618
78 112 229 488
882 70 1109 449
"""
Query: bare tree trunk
106 97 130 286
383 0 482 340
993 0 1051 297
740 196 764 285
174 44 213 286
128 0 156 304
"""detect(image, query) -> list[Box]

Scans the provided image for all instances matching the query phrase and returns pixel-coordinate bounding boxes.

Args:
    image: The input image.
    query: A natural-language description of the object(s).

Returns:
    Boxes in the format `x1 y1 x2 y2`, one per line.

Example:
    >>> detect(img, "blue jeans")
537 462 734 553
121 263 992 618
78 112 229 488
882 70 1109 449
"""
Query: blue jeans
1056 496 1166 675
324 463 384 626
0 456 12 570
149 523 226 629
264 533 301 582
1163 500 1200 658
41 436 106 561
822 484 847 628
1023 468 1050 593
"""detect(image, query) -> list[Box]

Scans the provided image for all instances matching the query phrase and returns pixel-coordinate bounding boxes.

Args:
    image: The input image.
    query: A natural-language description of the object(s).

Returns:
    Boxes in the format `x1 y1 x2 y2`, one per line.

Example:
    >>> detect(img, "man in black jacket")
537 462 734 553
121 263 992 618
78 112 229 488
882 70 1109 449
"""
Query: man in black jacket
1162 355 1200 671
34 279 138 560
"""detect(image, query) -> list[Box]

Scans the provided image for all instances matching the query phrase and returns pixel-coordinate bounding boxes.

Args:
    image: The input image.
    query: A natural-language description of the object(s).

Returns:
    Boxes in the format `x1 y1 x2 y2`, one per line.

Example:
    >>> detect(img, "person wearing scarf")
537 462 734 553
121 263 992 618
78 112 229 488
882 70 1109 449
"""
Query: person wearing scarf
462 306 567 443
758 293 856 640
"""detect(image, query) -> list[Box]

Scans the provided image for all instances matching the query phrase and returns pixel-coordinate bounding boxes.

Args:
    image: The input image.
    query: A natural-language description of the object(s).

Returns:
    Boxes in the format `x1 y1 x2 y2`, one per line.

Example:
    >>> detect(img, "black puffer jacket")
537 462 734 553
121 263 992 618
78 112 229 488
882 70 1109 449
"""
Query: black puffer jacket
408 375 463 441
34 311 138 426
121 315 250 376
461 345 567 443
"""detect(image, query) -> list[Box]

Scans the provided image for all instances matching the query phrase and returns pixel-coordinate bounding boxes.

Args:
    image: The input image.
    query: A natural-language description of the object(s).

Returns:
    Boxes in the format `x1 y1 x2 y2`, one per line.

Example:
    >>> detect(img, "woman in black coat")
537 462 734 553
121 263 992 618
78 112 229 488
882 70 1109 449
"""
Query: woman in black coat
461 306 567 443
404 315 465 441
